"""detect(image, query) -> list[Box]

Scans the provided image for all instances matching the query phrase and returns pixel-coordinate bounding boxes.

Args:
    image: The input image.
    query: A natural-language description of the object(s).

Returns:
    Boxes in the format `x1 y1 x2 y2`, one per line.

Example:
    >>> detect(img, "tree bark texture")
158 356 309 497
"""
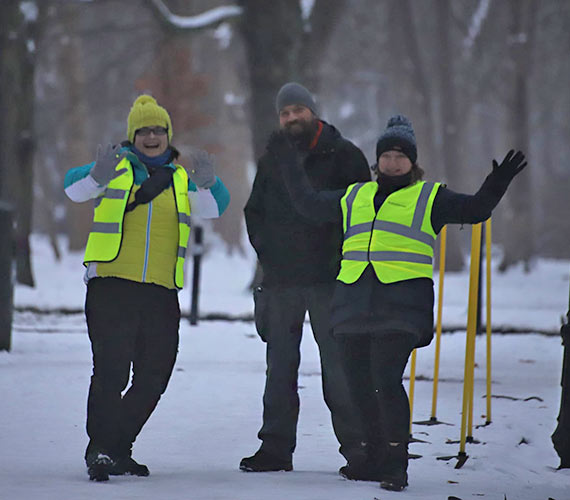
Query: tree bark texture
432 0 465 271
0 0 38 286
499 0 536 272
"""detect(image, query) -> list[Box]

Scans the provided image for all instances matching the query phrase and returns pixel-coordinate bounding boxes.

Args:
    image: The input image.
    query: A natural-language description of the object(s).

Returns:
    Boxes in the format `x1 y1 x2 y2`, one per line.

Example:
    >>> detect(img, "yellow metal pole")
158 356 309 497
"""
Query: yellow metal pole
431 226 447 421
467 335 476 439
409 348 417 436
460 223 482 455
467 224 483 440
485 218 492 424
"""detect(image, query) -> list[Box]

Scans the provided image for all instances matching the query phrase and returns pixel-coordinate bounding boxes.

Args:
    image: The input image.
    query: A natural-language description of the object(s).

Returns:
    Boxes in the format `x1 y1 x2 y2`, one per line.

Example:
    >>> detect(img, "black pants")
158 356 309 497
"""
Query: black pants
338 334 414 459
84 277 180 460
255 283 365 463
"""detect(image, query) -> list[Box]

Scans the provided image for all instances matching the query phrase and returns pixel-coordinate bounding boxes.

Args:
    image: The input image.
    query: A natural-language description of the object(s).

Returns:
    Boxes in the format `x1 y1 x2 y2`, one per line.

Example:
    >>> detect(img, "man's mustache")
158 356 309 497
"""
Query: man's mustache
285 120 302 128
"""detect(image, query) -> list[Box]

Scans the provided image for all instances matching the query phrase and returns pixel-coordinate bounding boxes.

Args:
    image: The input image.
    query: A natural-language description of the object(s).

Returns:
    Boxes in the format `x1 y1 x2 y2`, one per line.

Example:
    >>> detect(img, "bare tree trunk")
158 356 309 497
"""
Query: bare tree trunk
61 3 92 251
433 0 465 271
390 0 440 178
0 0 39 286
499 0 536 272
238 0 348 287
299 0 346 93
238 0 305 159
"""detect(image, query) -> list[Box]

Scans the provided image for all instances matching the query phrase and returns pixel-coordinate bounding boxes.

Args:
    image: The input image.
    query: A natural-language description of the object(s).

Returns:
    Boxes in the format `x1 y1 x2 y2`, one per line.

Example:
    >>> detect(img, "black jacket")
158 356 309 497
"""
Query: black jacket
244 121 370 286
280 161 515 347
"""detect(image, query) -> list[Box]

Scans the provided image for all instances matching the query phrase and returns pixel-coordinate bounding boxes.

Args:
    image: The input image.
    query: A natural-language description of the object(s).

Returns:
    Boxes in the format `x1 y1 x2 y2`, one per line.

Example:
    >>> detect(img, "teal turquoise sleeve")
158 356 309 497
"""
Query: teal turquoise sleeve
64 162 95 189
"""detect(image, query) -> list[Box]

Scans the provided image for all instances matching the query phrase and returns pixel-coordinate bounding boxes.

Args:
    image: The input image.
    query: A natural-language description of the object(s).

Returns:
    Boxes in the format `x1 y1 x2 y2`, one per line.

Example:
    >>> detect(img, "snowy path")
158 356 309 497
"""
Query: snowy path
3 236 570 498
1 320 569 500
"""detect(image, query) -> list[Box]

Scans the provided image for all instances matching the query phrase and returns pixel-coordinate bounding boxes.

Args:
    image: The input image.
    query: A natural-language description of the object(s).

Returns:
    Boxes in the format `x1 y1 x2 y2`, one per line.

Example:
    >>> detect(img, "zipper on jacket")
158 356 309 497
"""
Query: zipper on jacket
142 201 152 282
366 208 380 262
366 189 382 261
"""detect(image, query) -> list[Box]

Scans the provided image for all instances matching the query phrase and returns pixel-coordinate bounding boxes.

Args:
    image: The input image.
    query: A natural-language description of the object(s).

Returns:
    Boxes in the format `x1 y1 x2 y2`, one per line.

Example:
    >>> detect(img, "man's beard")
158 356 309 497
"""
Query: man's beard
283 118 318 150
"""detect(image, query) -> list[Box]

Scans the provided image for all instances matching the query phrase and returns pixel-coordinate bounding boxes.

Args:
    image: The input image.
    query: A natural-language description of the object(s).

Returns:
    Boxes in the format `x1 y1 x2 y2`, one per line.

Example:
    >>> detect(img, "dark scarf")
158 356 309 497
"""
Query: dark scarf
131 146 174 167
126 147 175 213
374 171 413 212
377 170 413 195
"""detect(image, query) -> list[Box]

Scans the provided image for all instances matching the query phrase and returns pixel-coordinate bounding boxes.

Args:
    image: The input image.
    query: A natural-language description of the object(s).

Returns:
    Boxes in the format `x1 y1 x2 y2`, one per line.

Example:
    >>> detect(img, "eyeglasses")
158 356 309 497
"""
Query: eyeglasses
136 126 168 137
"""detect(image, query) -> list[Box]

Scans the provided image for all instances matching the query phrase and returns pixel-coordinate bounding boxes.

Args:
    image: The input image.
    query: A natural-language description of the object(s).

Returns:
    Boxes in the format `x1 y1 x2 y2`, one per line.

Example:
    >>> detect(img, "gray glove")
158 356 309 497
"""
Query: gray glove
188 149 216 189
90 143 127 186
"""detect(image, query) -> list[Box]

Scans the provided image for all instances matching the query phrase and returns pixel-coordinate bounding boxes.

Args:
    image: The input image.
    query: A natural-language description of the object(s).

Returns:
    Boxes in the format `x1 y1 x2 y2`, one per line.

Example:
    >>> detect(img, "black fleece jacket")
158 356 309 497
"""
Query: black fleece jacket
244 121 370 286
281 160 516 347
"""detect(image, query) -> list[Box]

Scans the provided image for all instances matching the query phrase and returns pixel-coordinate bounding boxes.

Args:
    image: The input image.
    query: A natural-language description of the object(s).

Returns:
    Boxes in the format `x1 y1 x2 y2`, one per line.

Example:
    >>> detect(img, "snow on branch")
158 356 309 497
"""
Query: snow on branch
20 1 39 23
300 0 315 21
463 0 491 52
150 0 242 29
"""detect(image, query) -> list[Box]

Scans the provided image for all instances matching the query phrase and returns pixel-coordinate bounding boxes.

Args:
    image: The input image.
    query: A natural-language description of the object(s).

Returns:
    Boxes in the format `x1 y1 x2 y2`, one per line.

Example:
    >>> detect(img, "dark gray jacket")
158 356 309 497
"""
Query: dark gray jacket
244 121 370 286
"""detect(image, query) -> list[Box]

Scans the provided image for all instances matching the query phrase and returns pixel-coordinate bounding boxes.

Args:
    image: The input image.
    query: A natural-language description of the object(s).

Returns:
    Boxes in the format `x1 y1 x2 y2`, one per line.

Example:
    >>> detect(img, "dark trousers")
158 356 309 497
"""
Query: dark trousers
255 283 365 463
338 334 414 461
84 277 180 461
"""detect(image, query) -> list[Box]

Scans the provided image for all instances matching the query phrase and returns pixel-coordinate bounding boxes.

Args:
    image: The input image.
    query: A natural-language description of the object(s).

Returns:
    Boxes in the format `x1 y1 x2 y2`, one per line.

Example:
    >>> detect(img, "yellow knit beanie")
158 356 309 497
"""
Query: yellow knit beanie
127 95 173 142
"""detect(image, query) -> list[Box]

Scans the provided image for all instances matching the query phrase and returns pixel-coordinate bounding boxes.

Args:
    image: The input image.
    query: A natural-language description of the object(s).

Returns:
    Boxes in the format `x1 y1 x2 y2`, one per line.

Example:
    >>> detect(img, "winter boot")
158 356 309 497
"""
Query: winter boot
339 460 383 482
239 449 293 472
339 446 384 482
86 452 114 482
379 442 408 492
109 456 150 476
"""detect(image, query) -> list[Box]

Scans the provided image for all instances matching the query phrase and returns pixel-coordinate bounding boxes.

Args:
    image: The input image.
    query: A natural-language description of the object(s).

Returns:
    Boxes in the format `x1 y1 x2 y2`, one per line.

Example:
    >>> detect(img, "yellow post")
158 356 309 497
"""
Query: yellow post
431 226 447 421
409 348 417 436
459 223 482 455
485 218 492 424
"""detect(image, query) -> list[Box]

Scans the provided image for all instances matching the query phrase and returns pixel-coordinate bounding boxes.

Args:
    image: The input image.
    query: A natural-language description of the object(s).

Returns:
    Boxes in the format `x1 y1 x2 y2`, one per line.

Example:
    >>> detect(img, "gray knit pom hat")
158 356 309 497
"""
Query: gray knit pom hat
375 114 417 163
275 82 318 115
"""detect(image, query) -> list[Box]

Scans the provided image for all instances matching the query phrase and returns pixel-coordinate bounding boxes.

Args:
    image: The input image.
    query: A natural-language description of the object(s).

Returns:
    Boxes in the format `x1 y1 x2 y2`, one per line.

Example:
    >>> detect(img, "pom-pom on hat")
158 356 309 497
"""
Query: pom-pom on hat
275 82 318 115
375 114 417 164
127 95 173 143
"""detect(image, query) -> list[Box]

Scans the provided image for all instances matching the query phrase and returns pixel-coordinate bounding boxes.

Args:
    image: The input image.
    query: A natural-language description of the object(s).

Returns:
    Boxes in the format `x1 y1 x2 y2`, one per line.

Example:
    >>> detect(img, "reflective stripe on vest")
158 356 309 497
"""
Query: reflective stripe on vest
172 166 191 289
83 160 191 289
338 180 441 284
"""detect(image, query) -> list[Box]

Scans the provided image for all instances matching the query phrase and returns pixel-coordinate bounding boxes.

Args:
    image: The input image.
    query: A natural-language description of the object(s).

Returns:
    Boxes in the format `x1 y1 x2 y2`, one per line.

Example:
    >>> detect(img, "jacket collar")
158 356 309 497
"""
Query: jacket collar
303 120 342 156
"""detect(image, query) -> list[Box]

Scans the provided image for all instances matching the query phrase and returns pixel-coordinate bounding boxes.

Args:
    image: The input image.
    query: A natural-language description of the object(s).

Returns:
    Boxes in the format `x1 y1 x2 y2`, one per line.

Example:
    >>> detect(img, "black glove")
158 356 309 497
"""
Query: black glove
561 320 570 345
490 149 527 184
266 130 299 167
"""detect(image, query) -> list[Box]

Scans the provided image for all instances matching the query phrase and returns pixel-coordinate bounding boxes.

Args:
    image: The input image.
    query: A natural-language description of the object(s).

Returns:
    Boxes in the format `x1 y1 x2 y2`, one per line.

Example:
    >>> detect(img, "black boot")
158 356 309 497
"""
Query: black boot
86 452 114 482
380 442 408 492
339 445 384 482
239 449 293 472
339 460 383 482
109 456 150 476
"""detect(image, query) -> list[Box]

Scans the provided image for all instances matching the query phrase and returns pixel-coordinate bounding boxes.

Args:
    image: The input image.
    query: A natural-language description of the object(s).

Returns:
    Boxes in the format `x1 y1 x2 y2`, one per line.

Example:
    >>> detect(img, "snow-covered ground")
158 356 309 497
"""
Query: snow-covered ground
2 235 570 499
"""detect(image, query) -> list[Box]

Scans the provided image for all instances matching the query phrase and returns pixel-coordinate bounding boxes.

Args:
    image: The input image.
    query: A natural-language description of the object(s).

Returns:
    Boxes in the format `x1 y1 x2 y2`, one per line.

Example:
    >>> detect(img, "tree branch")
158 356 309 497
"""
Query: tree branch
148 0 242 30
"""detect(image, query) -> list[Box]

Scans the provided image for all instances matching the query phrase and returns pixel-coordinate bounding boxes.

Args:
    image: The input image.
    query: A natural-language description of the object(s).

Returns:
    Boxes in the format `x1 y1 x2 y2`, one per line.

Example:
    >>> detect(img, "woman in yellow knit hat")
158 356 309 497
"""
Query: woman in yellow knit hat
64 94 230 482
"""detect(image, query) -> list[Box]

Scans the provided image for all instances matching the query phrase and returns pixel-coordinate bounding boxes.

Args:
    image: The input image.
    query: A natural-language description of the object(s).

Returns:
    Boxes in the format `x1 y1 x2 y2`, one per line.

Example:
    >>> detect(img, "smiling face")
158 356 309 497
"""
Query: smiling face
133 126 169 157
278 104 317 138
377 149 413 176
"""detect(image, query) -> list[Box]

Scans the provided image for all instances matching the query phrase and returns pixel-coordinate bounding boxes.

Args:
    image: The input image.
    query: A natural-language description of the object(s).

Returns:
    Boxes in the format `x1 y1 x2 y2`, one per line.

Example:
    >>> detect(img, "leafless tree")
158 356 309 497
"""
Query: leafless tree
0 0 41 286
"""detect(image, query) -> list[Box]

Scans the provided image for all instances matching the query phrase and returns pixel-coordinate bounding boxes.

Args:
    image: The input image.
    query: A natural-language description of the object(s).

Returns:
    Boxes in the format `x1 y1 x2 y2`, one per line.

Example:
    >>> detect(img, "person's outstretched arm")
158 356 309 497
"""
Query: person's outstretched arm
432 150 527 232
64 144 127 202
187 149 230 218
269 131 345 224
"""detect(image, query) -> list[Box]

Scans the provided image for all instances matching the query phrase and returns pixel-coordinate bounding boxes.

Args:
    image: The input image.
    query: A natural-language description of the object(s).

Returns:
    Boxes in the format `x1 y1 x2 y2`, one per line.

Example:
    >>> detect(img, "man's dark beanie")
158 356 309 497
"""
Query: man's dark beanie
375 114 417 164
275 82 318 115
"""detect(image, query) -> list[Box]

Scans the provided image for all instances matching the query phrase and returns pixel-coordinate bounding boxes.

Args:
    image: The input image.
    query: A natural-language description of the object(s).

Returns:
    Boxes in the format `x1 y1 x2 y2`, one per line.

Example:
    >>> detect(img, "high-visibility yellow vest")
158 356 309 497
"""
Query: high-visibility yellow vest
338 180 441 284
83 159 191 289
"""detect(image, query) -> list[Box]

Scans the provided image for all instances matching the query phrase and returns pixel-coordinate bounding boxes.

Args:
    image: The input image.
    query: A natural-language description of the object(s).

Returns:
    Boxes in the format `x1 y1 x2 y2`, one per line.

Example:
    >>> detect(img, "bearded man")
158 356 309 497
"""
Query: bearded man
241 82 371 474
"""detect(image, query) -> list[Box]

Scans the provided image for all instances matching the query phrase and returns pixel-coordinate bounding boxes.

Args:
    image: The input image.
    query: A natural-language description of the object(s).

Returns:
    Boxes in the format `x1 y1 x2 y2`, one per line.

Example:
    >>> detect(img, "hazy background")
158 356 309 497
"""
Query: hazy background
1 0 569 288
